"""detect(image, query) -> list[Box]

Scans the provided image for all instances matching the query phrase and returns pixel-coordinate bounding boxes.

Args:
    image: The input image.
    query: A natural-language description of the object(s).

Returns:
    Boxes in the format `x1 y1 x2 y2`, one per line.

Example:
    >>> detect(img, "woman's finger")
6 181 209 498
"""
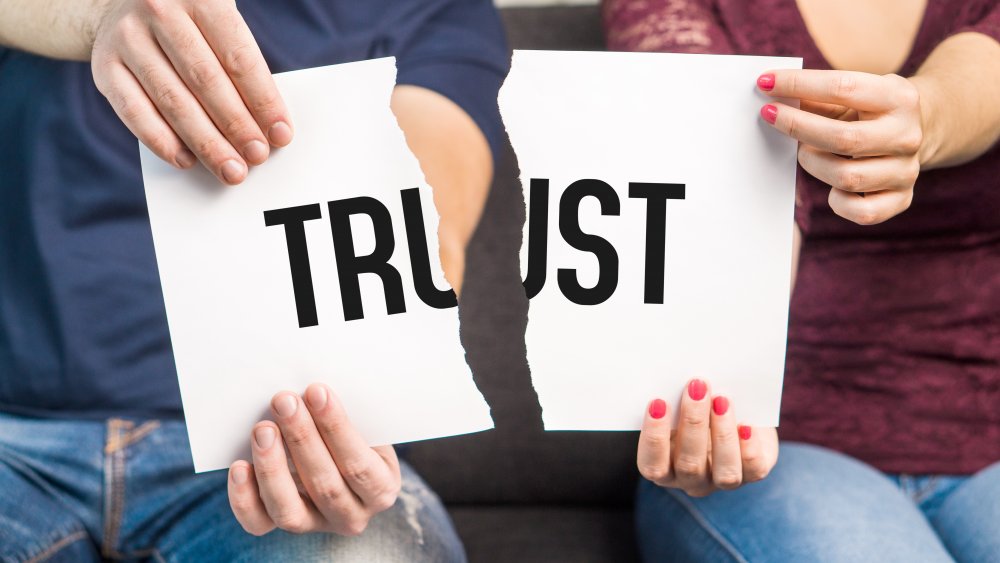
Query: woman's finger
709 395 742 490
637 398 673 486
228 460 276 536
739 427 778 483
270 391 366 523
672 379 712 494
250 422 325 534
191 1 293 146
95 60 195 169
761 102 909 157
758 69 898 112
150 10 270 165
827 186 914 226
304 384 400 512
798 145 920 193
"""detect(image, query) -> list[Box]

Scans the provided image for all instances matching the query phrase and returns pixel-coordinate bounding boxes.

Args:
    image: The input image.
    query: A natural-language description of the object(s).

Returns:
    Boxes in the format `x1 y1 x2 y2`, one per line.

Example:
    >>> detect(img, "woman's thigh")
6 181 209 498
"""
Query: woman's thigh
932 460 1000 563
635 442 953 563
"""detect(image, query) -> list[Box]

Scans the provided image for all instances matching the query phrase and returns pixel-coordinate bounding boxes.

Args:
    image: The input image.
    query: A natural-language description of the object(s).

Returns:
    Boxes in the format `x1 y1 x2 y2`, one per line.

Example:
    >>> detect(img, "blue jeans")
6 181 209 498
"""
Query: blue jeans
0 413 465 562
636 442 1000 563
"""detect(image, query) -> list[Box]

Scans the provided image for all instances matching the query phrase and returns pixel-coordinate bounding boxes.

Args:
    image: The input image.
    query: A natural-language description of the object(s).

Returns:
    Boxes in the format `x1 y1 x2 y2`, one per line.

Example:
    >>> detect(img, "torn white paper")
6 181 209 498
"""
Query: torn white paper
141 57 493 473
500 50 801 429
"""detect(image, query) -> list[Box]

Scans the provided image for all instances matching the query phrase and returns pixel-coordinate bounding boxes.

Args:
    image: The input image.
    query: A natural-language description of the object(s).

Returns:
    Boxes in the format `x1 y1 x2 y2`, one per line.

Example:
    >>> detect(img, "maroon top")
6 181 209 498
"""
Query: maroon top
604 0 1000 474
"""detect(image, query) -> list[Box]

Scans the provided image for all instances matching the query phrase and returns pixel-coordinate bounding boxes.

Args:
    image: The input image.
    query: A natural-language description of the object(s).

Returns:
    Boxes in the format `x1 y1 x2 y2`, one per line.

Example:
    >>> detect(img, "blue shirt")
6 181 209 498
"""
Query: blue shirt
0 0 509 419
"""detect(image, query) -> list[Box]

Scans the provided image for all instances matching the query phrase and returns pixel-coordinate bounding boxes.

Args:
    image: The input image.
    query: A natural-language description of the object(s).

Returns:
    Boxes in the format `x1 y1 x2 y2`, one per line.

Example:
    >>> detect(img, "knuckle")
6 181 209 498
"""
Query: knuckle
832 74 858 100
713 470 743 490
743 465 772 483
223 44 261 79
220 113 256 142
271 508 309 534
251 92 282 119
307 473 347 506
641 432 670 451
370 491 398 513
340 517 370 537
638 463 670 484
672 456 705 478
898 128 923 155
144 131 176 158
834 127 861 155
341 459 375 488
681 411 707 429
188 59 222 92
838 166 864 192
278 423 311 449
153 84 186 117
784 113 799 139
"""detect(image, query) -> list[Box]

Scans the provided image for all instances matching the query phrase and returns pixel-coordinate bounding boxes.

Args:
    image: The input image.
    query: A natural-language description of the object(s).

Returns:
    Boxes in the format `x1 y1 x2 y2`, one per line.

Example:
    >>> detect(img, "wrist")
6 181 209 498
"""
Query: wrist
84 0 118 58
907 75 944 168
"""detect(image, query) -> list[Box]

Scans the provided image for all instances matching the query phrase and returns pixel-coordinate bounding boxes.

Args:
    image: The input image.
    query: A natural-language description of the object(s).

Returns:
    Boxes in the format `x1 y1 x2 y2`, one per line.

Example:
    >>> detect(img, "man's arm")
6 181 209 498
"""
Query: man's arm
0 0 292 185
910 32 1000 169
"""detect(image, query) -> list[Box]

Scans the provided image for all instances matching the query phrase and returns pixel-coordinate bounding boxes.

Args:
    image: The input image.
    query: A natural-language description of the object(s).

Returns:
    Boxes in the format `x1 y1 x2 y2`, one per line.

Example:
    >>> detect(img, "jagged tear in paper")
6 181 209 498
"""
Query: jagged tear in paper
499 50 802 430
141 58 493 473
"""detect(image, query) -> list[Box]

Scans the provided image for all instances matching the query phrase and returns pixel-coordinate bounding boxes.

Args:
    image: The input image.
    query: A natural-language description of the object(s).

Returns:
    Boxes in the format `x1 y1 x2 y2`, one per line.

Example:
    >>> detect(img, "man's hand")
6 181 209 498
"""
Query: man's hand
90 0 293 184
637 379 779 497
228 384 401 536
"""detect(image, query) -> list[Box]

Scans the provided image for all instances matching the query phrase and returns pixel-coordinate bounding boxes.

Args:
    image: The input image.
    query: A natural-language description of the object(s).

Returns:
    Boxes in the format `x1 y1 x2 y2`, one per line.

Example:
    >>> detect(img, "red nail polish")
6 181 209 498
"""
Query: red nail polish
712 396 730 416
738 425 752 440
761 104 778 124
688 379 707 401
757 73 775 91
649 399 667 419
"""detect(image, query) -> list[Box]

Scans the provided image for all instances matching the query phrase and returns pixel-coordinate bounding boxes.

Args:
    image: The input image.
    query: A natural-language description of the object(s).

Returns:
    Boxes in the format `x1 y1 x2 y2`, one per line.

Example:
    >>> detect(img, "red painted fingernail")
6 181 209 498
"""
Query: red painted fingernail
712 396 730 416
738 425 752 440
761 104 778 124
688 379 707 401
757 73 775 91
649 398 667 419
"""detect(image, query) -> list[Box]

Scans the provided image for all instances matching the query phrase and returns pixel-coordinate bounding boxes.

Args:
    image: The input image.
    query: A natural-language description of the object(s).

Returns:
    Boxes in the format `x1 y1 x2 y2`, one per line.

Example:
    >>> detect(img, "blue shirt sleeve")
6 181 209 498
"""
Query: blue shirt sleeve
394 0 510 162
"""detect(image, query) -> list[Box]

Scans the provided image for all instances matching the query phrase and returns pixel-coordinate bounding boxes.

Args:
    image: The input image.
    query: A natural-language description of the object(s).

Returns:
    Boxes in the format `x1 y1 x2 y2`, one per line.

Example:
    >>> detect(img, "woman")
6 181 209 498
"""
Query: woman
604 1 1000 561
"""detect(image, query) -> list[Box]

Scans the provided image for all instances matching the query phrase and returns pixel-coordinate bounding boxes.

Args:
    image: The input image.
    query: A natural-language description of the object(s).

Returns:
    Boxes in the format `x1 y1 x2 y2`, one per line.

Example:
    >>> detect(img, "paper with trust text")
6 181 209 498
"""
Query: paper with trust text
500 50 802 430
141 58 493 473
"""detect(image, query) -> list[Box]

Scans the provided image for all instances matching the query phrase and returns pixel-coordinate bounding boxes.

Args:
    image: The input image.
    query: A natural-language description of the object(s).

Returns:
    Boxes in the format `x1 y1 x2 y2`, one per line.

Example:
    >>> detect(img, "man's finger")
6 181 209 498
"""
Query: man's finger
119 31 248 184
761 102 907 158
709 396 742 490
270 391 364 523
637 398 673 486
191 2 293 147
672 379 712 492
759 69 897 112
96 61 195 169
228 460 276 536
150 11 270 165
798 145 920 193
304 384 400 511
250 422 324 534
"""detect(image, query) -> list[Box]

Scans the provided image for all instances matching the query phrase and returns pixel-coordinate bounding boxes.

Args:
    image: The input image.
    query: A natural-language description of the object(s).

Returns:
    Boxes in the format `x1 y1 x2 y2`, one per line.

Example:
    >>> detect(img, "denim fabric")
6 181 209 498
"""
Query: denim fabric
635 442 1000 563
0 413 465 562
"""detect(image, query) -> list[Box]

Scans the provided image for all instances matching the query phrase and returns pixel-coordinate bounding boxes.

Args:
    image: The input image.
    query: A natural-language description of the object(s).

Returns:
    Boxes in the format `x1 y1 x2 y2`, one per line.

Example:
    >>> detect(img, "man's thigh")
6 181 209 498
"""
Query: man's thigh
157 461 466 563
932 460 1000 563
635 442 954 563
0 450 99 562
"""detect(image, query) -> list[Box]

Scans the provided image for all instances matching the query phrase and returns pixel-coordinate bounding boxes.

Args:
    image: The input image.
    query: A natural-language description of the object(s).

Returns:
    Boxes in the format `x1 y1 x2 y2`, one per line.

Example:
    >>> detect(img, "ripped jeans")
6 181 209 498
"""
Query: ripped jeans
0 413 465 563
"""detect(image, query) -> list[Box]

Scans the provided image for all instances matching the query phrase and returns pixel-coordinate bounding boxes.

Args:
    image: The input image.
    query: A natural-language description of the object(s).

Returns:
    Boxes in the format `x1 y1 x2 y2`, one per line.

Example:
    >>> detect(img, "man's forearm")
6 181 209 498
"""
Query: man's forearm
911 32 1000 170
0 0 111 60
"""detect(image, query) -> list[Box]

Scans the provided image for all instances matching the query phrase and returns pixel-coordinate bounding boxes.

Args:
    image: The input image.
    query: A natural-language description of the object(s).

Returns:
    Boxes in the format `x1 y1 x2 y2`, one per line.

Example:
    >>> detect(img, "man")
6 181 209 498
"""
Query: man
0 0 507 560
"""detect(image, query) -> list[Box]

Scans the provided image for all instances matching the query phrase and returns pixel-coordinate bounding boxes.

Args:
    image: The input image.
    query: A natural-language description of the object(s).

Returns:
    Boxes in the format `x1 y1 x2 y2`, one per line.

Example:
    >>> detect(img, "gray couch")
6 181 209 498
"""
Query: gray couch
405 6 644 562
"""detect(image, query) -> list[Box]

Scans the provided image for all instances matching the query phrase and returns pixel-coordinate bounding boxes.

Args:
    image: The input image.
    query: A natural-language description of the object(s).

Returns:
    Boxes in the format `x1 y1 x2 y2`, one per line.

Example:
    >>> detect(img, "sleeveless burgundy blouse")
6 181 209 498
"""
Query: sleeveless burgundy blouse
604 0 1000 474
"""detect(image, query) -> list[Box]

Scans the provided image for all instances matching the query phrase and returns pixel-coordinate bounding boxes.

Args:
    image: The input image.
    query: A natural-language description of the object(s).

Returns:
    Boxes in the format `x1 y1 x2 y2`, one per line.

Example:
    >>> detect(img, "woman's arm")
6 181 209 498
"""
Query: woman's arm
911 32 1000 169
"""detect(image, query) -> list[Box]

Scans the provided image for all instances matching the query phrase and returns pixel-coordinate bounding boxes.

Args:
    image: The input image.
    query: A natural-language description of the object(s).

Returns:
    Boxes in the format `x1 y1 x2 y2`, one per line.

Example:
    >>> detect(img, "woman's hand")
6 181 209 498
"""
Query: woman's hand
89 0 293 184
757 69 923 226
637 379 779 497
228 383 401 536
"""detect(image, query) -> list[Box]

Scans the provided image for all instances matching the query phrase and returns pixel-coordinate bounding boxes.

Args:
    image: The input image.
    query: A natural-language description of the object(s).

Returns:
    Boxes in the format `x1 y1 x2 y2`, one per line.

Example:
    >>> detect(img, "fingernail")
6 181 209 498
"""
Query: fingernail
254 426 275 449
232 464 248 484
738 425 752 440
757 73 775 91
243 140 269 165
268 121 293 147
272 394 298 418
761 104 778 124
220 159 246 184
176 149 196 169
712 396 730 416
688 379 707 401
648 398 667 420
305 384 328 411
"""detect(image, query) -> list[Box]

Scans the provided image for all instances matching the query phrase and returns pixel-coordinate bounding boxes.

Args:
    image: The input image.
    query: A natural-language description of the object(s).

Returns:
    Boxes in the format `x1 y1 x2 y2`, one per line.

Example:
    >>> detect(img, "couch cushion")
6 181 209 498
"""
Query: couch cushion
449 506 639 563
